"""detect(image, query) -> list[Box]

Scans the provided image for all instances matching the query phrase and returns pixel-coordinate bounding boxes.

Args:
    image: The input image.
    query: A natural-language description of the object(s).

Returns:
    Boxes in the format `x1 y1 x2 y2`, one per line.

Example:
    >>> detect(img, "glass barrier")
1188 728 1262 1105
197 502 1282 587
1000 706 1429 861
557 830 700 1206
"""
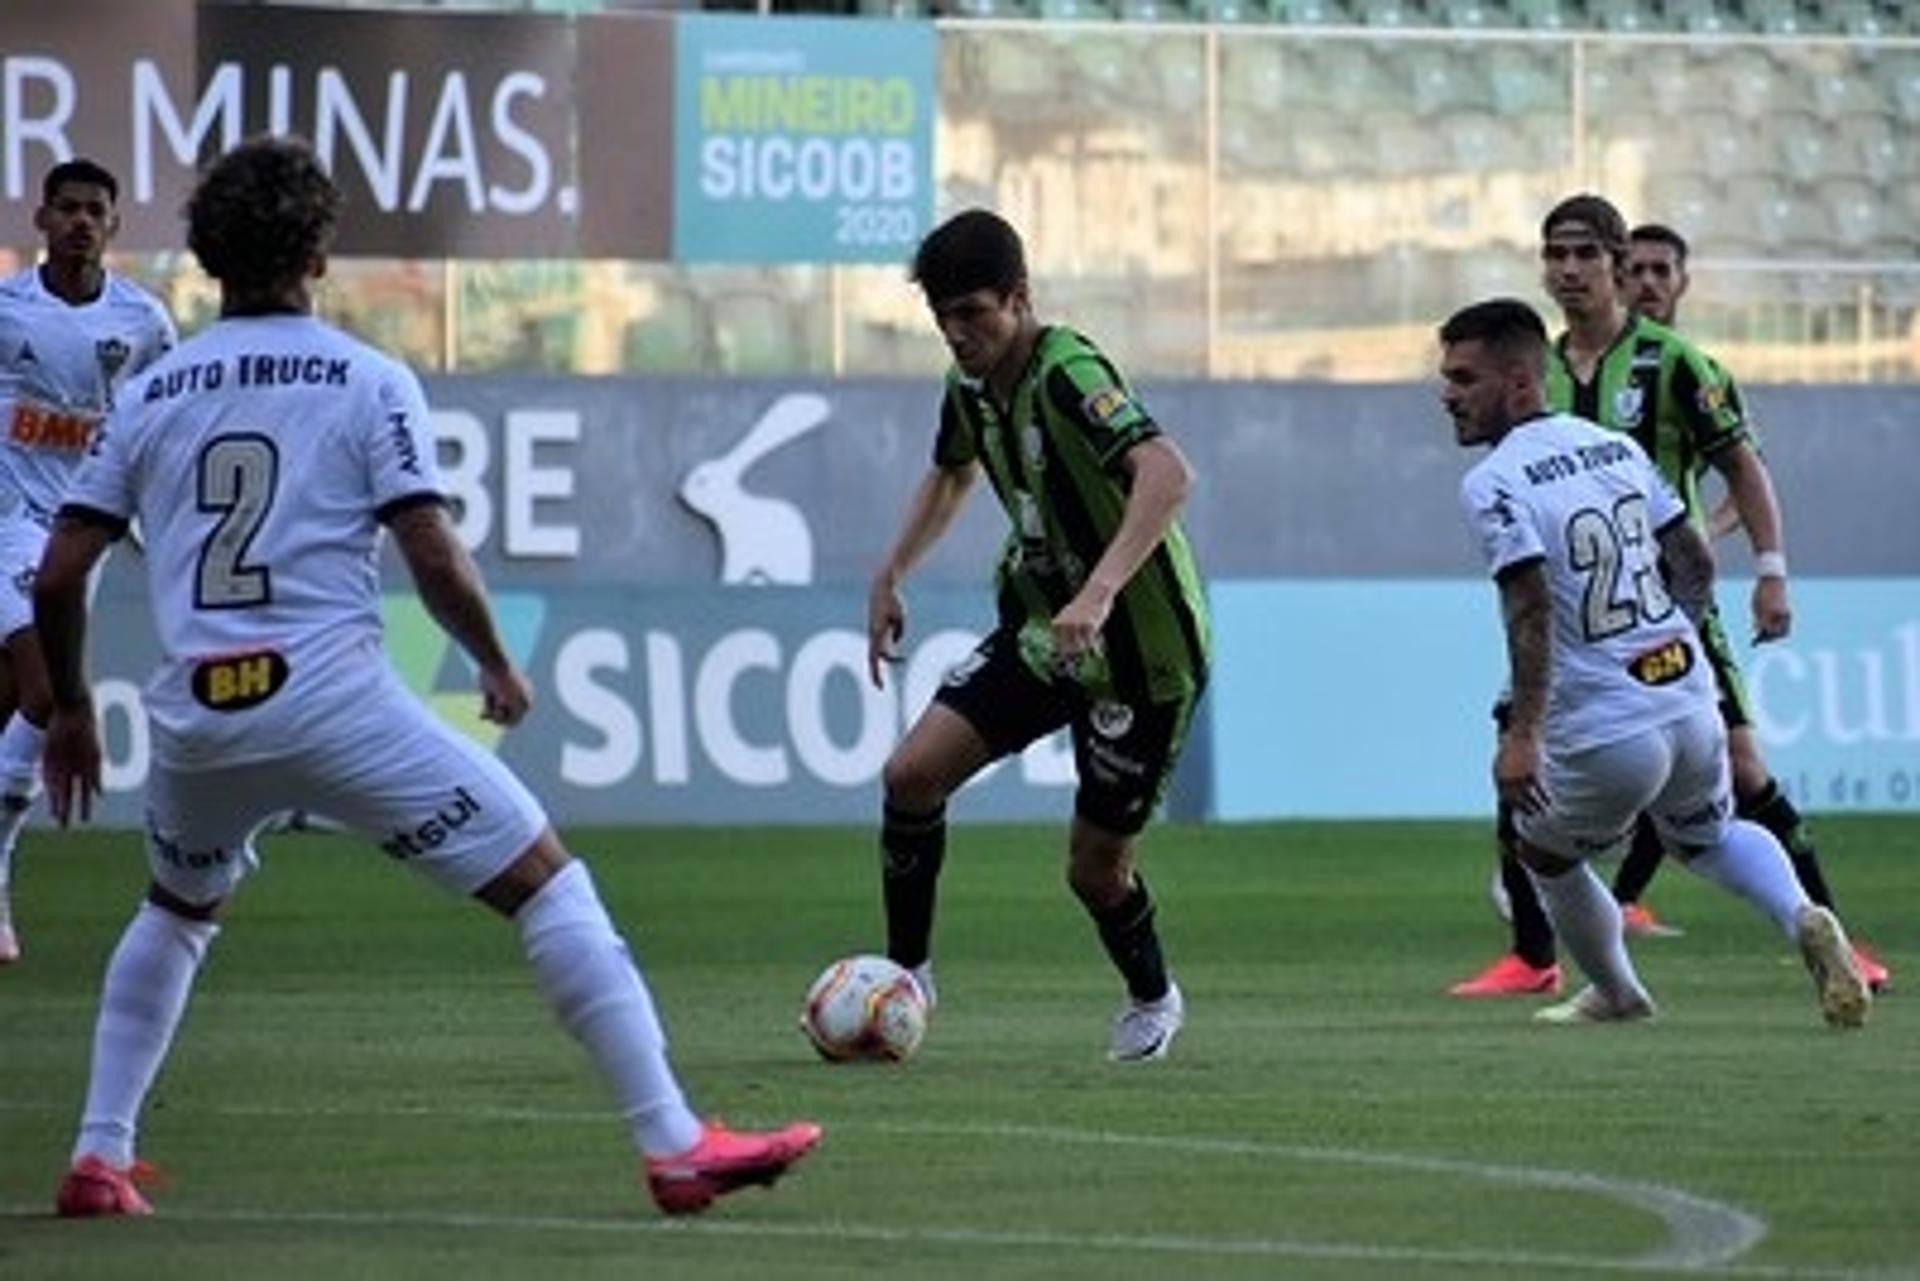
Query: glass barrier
85 18 1920 383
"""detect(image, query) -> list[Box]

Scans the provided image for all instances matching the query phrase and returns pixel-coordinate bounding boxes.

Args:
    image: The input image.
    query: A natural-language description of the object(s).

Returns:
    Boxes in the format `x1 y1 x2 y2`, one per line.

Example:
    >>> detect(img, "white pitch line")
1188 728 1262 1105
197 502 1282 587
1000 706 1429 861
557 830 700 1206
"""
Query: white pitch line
3 1104 1911 1279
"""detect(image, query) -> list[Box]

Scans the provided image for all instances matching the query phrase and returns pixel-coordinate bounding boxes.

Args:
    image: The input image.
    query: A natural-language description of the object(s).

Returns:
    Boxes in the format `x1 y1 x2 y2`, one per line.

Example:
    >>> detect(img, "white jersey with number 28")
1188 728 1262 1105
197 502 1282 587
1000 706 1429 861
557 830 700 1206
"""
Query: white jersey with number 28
66 313 444 762
1460 411 1712 755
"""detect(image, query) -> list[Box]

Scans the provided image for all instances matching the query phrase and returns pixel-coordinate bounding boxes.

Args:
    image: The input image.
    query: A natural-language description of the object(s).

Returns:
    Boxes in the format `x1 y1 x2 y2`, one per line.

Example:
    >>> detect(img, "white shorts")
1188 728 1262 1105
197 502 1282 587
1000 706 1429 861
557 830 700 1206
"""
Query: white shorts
1516 706 1732 862
143 673 548 906
0 511 47 639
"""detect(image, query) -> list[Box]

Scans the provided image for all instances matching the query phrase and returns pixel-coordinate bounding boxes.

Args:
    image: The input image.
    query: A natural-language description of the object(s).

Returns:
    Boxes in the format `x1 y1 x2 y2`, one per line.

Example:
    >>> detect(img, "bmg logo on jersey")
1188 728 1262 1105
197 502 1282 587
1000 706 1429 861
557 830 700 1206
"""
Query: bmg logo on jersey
380 785 485 862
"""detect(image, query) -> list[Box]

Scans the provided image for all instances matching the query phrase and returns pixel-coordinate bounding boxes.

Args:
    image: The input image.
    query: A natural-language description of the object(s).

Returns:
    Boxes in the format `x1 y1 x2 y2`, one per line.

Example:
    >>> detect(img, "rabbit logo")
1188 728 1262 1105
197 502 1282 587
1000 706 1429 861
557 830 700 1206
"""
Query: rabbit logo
680 392 831 585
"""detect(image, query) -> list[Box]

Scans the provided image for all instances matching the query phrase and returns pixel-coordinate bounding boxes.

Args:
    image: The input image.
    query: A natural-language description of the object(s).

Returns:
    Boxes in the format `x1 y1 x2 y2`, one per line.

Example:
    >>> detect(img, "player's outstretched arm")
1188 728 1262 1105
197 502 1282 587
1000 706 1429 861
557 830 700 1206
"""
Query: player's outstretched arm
1709 440 1791 642
33 514 116 825
867 462 978 688
387 501 531 727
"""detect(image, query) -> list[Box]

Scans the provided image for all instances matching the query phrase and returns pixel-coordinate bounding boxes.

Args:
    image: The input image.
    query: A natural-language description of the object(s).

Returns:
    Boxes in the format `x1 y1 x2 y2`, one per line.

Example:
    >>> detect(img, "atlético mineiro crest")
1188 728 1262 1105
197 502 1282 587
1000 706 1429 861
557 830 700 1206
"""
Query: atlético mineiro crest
96 337 130 407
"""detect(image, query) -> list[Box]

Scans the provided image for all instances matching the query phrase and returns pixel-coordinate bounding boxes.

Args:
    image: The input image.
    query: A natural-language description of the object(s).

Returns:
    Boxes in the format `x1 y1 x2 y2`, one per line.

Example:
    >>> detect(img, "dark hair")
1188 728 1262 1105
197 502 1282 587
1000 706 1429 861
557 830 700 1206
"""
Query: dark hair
910 208 1026 305
1541 192 1629 260
187 135 341 290
1438 297 1549 368
43 158 118 205
1629 222 1690 266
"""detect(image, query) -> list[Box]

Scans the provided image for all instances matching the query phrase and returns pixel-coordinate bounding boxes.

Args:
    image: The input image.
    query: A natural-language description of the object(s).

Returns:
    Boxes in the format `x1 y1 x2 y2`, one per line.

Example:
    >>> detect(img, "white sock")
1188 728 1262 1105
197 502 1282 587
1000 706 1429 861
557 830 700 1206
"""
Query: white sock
515 860 701 1158
1680 819 1811 940
0 715 43 892
1528 863 1650 1006
73 902 219 1167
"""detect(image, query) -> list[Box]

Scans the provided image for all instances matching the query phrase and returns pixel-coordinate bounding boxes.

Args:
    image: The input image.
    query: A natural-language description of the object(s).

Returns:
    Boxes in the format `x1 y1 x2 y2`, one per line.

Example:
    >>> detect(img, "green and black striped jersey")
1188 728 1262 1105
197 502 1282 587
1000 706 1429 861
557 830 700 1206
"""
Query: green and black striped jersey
1545 313 1748 524
933 326 1210 704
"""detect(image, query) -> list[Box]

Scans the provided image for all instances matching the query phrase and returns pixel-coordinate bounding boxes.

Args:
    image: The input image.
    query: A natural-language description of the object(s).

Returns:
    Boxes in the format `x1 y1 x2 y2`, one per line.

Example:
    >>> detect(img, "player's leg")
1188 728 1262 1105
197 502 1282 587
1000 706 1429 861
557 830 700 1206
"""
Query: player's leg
322 684 817 1213
1703 611 1886 987
880 630 1062 1001
1068 691 1194 1061
58 762 275 1216
1450 698 1561 996
1450 804 1563 996
1653 708 1868 1028
0 516 47 962
1610 814 1683 937
1515 735 1662 1023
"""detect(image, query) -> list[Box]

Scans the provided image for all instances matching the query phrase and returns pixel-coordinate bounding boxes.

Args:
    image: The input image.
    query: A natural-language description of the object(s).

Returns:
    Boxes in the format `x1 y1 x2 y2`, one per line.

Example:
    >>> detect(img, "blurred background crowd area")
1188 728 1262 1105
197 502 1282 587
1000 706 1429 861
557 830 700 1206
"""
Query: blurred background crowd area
8 0 1916 384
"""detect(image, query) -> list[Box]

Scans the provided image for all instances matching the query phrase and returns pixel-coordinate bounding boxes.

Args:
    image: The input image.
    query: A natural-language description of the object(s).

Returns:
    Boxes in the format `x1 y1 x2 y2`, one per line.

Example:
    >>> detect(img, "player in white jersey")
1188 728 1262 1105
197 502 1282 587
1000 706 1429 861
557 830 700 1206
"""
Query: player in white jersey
1440 297 1868 1029
0 159 176 963
34 136 819 1219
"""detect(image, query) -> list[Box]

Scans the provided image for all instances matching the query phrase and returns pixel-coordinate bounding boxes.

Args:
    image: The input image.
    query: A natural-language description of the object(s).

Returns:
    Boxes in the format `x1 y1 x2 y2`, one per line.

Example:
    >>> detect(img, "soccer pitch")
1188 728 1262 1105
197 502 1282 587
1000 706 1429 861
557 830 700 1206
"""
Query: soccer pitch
2 818 1914 1280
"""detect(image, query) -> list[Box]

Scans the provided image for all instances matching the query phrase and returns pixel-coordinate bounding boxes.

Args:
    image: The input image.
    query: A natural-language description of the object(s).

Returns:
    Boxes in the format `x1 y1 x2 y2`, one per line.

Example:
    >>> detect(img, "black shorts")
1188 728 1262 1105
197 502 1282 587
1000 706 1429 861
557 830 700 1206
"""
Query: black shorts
933 628 1201 837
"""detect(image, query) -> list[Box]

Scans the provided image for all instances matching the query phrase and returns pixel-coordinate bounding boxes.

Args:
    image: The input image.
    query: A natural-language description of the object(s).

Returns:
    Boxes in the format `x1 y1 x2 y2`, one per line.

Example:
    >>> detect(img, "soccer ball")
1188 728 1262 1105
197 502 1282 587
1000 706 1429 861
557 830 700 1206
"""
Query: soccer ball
800 954 928 1062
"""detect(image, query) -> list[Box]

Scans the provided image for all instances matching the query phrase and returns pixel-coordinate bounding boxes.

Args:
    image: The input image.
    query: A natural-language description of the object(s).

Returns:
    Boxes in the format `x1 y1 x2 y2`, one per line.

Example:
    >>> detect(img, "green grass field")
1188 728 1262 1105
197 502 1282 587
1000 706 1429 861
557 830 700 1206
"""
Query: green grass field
1 817 1914 1280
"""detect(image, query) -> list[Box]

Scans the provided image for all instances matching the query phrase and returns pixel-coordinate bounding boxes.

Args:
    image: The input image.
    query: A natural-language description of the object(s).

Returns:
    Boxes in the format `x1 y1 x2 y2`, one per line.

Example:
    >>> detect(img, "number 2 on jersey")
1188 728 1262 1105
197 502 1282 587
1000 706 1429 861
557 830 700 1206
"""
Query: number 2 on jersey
195 433 278 609
1566 494 1674 642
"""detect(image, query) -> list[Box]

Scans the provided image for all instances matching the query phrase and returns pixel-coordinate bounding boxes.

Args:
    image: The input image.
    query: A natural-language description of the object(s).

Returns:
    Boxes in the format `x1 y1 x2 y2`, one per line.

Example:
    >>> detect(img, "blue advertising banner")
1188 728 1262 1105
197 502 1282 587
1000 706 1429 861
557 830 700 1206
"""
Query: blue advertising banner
1210 577 1920 821
672 15 934 263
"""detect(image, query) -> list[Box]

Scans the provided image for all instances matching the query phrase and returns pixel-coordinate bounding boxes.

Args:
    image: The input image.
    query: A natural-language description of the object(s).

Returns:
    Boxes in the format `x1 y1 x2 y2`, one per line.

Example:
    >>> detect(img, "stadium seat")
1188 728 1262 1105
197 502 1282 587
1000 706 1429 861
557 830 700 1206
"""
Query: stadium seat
1841 113 1912 188
1445 109 1531 170
1220 39 1285 111
1811 59 1886 123
1349 0 1418 25
1666 0 1747 33
1878 52 1920 123
1744 0 1810 35
1718 48 1780 121
1506 0 1579 29
1149 38 1206 112
1037 0 1116 18
1408 45 1493 116
1774 109 1838 186
1822 179 1887 254
1267 0 1352 24
1432 0 1496 27
1487 44 1568 117
1694 108 1768 181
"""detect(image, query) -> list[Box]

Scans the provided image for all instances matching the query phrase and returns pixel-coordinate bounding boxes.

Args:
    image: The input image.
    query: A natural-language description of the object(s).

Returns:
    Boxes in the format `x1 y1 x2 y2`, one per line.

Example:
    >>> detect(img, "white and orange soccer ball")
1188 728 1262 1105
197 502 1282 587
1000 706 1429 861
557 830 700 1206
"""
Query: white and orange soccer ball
800 954 928 1062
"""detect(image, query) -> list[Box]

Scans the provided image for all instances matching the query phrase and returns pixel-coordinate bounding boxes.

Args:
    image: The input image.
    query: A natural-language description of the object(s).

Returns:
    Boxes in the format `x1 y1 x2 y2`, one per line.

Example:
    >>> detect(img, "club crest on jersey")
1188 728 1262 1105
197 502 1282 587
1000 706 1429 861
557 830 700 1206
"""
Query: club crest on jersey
1627 637 1693 686
1612 384 1645 427
1090 701 1134 739
95 337 130 387
1081 387 1132 427
192 648 290 711
1696 382 1728 416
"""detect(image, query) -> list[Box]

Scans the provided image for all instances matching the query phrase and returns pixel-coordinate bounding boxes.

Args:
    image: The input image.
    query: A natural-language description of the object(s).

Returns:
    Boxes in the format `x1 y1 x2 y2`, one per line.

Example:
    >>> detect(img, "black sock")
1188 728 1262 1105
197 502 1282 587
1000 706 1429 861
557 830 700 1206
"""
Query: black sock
1497 804 1556 968
1502 849 1557 968
881 801 946 969
1090 876 1170 1003
1611 813 1667 904
1739 779 1834 909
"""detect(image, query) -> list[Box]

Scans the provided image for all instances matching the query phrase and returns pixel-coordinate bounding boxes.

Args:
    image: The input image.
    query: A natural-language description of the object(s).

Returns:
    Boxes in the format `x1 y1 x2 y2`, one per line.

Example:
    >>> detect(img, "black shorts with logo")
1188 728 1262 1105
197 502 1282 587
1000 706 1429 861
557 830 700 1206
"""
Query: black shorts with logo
934 628 1200 837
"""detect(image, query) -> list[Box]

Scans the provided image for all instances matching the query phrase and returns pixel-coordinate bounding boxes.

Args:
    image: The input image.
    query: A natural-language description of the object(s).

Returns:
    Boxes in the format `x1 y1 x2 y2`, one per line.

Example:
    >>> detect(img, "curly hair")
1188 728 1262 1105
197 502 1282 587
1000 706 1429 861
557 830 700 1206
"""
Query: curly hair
187 135 341 290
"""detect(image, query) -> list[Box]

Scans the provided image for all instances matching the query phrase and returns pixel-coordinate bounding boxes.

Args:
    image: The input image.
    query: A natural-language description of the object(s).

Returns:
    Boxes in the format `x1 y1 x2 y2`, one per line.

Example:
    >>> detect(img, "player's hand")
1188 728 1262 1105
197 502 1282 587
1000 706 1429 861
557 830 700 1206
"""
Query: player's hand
43 702 103 828
867 577 906 689
1493 731 1549 817
1751 577 1791 644
1052 585 1114 664
479 663 533 727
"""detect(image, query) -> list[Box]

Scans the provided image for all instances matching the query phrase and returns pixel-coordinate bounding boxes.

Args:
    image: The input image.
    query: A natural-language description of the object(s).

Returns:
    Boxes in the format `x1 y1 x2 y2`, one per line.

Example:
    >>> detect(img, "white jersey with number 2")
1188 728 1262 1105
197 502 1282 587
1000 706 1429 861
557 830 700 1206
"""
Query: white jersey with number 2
1460 411 1712 756
65 314 444 764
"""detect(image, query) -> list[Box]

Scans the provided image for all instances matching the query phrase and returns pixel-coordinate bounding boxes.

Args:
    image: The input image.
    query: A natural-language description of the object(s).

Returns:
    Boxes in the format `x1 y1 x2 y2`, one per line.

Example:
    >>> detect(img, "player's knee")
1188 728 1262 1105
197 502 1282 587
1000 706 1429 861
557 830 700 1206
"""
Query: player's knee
1514 842 1579 879
880 752 948 812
